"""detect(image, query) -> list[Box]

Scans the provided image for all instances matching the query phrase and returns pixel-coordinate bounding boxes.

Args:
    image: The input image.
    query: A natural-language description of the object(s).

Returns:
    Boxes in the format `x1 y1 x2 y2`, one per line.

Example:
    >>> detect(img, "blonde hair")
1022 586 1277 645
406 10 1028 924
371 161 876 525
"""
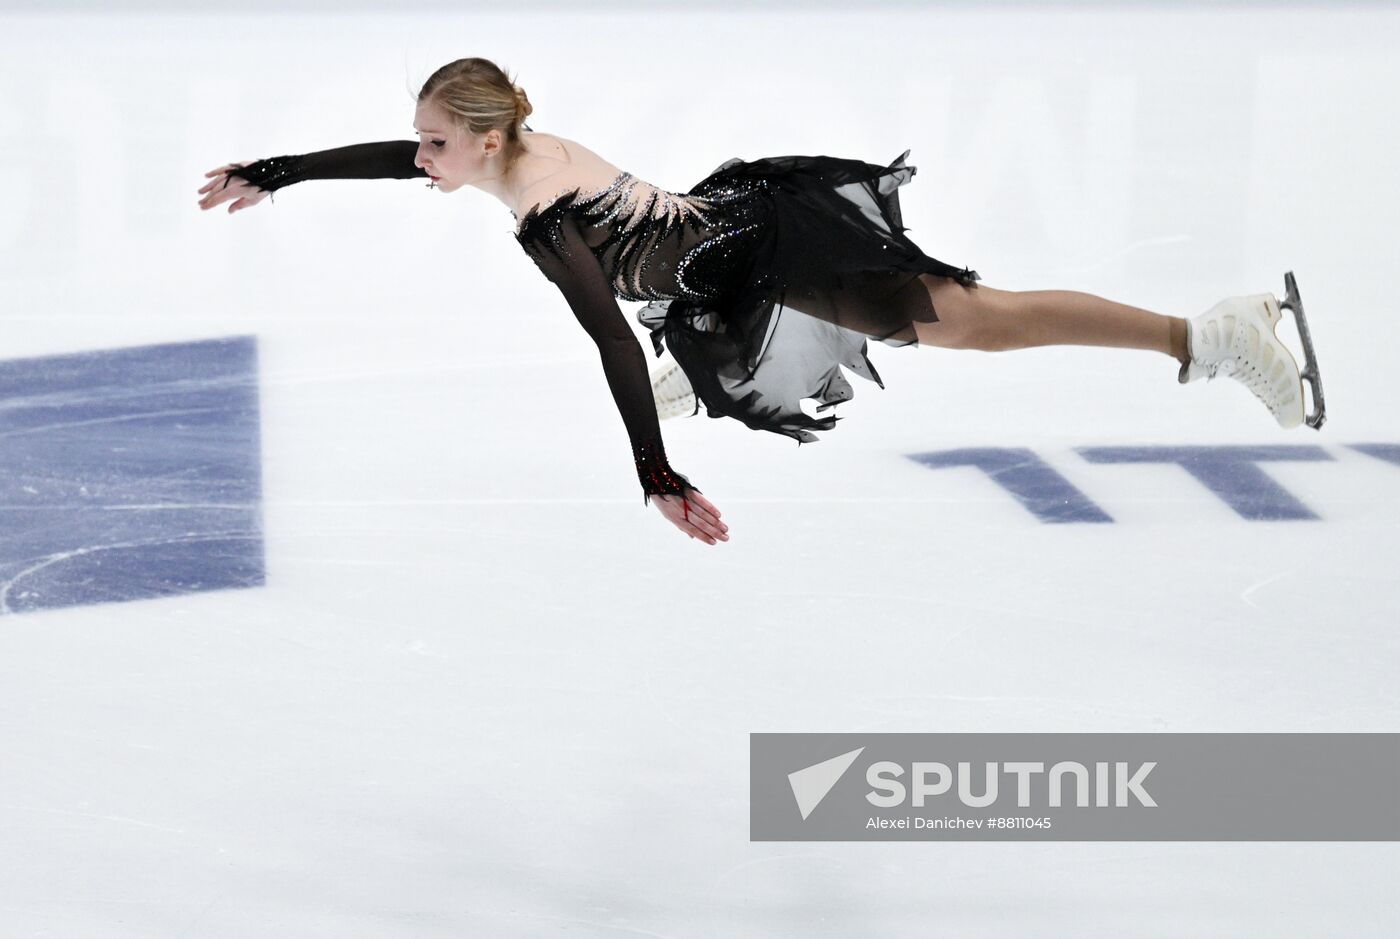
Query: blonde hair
417 57 533 163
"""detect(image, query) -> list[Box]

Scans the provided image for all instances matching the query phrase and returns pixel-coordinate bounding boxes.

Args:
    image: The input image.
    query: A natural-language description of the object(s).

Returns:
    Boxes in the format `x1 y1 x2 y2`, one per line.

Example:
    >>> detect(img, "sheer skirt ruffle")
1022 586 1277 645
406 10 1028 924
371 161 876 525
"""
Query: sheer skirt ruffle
639 150 979 443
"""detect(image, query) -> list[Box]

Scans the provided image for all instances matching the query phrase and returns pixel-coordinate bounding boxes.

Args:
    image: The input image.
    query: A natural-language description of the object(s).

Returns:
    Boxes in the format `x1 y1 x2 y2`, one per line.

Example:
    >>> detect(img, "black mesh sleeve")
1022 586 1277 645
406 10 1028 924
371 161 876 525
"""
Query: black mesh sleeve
517 211 700 506
220 140 427 194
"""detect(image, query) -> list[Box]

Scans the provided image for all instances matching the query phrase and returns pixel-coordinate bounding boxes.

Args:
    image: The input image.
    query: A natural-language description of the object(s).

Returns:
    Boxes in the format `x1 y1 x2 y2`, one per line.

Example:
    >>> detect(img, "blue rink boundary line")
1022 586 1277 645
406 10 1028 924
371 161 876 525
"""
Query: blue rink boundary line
0 337 264 615
908 445 1400 523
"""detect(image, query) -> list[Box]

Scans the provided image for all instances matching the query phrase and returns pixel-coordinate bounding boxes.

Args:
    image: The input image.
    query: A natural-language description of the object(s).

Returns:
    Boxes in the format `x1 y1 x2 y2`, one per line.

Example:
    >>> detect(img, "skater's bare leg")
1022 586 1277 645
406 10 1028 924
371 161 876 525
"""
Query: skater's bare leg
913 276 1188 363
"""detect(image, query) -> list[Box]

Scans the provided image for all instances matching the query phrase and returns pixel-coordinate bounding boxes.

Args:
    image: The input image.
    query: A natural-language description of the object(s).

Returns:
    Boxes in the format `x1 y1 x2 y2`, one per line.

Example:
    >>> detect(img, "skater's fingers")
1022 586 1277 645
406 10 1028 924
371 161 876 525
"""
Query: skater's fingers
686 497 728 537
204 161 249 178
199 165 254 206
654 495 721 545
198 172 237 194
224 189 269 214
678 502 727 544
692 506 726 539
199 181 240 210
686 490 723 519
651 492 728 544
679 517 718 545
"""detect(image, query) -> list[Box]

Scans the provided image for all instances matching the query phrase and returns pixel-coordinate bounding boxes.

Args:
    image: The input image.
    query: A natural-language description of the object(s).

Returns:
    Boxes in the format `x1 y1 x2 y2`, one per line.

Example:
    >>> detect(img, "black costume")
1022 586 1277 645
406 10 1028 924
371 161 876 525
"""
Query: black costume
221 140 979 504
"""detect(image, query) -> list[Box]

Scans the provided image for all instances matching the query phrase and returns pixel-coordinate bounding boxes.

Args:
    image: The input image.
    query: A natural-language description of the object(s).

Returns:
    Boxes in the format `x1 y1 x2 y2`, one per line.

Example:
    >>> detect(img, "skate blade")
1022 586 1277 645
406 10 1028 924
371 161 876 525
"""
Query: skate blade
1280 271 1326 430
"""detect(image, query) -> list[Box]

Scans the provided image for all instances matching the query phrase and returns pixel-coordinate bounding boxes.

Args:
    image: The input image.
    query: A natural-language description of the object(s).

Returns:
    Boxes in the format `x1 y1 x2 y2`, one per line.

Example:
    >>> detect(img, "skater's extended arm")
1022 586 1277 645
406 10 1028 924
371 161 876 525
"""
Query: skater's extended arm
518 212 694 502
220 141 425 191
517 212 727 544
197 141 426 212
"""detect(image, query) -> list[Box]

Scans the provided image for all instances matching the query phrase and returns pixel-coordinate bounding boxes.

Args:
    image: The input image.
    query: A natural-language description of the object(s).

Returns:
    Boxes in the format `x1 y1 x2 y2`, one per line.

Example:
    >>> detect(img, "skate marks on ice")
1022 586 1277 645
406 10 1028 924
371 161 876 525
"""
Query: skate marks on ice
0 338 264 615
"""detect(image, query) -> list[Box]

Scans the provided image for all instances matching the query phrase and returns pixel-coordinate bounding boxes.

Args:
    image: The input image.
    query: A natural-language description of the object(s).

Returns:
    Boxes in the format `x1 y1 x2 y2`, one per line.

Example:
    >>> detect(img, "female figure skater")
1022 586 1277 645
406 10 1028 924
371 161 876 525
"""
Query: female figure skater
197 57 1324 547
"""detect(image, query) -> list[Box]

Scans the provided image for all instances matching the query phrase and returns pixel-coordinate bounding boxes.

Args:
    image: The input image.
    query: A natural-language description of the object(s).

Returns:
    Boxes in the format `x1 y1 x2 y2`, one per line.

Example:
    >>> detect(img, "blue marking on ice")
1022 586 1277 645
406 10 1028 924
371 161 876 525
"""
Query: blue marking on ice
1077 445 1333 521
0 337 264 614
907 447 1114 523
1350 444 1400 469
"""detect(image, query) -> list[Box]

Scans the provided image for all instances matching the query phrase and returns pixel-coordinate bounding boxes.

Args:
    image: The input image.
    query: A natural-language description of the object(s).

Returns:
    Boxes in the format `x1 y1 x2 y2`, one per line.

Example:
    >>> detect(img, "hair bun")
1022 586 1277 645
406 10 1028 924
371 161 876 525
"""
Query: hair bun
513 85 532 122
418 58 531 138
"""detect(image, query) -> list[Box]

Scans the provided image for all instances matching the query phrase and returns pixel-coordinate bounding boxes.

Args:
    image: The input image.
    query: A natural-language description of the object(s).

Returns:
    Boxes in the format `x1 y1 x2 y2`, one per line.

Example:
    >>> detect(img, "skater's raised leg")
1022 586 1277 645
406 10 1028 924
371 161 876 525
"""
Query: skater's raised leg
912 274 1321 430
912 276 1188 362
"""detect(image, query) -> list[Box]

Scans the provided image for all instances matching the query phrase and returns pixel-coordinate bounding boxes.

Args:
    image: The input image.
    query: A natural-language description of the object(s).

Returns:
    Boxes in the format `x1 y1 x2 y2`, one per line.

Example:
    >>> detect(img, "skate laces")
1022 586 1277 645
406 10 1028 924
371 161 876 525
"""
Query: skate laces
1232 362 1282 415
1213 347 1286 418
1196 313 1288 418
656 366 689 401
652 362 697 419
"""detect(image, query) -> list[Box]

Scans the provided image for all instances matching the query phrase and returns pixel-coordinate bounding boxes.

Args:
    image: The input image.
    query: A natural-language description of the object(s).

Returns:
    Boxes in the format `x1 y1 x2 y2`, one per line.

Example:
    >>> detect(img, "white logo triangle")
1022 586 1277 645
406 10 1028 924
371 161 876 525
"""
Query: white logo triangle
788 747 865 821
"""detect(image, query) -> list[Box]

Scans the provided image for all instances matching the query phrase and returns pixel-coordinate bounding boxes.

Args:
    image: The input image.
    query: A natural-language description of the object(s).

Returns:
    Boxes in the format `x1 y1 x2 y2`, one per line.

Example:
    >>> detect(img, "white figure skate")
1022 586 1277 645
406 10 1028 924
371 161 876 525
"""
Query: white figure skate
651 359 698 420
1178 272 1326 429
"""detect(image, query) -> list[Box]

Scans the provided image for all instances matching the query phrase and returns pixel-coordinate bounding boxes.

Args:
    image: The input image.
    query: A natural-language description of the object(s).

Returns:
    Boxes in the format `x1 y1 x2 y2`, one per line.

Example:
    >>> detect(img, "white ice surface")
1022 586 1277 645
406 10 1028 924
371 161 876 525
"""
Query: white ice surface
1 4 1398 937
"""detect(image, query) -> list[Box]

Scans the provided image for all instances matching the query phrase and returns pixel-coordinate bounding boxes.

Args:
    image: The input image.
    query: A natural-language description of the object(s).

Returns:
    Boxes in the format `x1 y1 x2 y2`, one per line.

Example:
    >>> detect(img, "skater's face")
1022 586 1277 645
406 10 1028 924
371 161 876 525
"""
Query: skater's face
412 99 506 195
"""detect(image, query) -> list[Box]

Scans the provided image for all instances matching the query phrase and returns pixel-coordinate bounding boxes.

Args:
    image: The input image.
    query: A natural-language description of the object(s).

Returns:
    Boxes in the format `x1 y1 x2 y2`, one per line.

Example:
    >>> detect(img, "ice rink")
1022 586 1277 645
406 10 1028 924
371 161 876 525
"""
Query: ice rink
1 1 1398 935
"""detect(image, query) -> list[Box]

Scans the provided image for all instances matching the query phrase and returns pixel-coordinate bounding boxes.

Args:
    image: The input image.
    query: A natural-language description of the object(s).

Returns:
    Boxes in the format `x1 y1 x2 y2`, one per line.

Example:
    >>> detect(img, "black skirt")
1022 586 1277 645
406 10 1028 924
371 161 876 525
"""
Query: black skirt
638 150 980 443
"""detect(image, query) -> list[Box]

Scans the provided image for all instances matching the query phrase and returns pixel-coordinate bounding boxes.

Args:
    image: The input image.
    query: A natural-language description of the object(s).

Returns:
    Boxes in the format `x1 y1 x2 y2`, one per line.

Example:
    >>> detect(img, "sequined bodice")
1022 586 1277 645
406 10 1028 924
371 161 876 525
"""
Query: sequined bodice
513 169 772 305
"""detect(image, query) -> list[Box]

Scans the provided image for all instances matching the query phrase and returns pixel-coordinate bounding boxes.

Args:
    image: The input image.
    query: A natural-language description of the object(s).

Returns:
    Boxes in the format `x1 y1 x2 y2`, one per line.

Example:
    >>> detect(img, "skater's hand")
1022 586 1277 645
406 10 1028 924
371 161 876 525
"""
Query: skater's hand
197 162 269 214
653 489 728 545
